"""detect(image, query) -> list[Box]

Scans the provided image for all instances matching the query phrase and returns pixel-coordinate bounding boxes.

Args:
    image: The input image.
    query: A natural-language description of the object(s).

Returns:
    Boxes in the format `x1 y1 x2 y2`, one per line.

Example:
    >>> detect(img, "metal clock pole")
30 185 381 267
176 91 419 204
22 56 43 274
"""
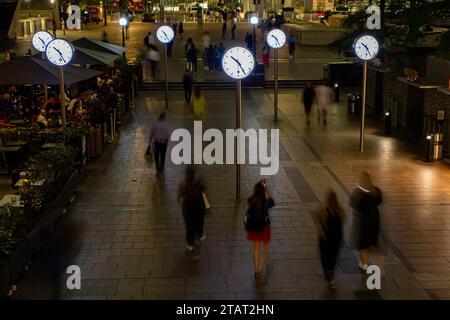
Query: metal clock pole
165 42 169 109
274 47 279 122
59 67 66 144
360 60 368 152
236 79 242 200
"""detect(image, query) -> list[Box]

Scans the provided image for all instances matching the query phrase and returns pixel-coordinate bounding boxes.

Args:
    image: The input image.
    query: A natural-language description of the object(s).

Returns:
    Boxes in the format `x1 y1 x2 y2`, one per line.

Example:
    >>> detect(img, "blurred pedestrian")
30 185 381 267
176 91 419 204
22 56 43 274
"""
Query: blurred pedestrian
190 87 205 120
147 45 160 80
167 39 173 58
144 32 156 49
221 21 227 40
303 82 316 126
231 19 237 39
349 172 384 272
172 19 178 38
214 45 221 70
182 68 193 105
202 31 210 49
262 43 270 68
244 179 275 280
315 84 332 126
148 112 171 177
244 32 253 51
207 45 215 73
101 30 109 43
178 166 207 256
178 21 184 39
288 33 296 61
185 38 198 72
52 18 57 37
315 189 346 289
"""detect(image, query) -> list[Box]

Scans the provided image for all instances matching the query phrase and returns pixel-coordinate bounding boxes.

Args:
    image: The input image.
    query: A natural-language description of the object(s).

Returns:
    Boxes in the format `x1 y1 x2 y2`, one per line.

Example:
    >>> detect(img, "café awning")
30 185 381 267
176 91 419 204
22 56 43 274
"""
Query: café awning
0 56 103 85
72 46 119 66
72 38 126 55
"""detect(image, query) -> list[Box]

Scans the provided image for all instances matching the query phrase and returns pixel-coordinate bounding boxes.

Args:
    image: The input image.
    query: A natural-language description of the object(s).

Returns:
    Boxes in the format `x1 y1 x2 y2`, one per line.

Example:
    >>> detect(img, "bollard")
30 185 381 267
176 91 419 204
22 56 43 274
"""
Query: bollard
334 82 340 102
347 93 355 114
385 110 392 135
425 134 433 162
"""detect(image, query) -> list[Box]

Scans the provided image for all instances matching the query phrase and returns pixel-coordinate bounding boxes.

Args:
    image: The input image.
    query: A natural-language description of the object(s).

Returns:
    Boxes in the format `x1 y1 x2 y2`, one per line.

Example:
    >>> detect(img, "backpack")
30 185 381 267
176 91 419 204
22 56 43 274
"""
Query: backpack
244 207 270 232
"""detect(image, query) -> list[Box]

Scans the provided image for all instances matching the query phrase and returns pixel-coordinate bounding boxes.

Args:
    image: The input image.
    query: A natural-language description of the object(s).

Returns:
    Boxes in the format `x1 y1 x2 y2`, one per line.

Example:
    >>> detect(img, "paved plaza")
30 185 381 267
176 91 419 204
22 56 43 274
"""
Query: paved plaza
11 86 450 300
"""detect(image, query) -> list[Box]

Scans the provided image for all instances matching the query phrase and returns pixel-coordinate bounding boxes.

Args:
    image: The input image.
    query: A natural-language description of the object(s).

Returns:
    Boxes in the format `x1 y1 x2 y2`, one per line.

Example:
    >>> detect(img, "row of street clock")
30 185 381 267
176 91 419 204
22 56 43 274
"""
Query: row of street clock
31 25 379 72
32 30 74 67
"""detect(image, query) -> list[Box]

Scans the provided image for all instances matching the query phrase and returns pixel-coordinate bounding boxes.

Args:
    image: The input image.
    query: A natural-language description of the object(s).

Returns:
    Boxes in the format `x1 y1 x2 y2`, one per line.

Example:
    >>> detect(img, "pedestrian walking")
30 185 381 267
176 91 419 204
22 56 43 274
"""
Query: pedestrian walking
190 87 205 120
52 17 57 37
185 38 198 72
178 166 207 256
221 21 227 40
349 172 384 273
303 82 316 126
314 189 346 289
231 19 237 39
147 45 160 80
178 21 184 39
315 84 332 126
244 32 253 51
182 69 193 105
207 45 215 73
262 43 270 68
172 19 178 39
148 112 171 177
202 31 211 49
244 179 275 280
144 32 156 48
288 33 296 61
101 30 109 43
214 45 221 70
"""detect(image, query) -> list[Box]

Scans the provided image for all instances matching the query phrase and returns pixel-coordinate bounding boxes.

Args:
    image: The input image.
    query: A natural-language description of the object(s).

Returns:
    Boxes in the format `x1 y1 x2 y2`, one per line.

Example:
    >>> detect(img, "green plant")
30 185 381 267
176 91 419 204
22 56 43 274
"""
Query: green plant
0 206 24 256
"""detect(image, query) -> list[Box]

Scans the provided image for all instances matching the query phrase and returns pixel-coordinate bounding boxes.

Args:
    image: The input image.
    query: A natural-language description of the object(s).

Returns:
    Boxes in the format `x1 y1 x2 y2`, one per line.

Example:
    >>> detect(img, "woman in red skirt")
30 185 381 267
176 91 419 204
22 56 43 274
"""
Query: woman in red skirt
245 180 275 280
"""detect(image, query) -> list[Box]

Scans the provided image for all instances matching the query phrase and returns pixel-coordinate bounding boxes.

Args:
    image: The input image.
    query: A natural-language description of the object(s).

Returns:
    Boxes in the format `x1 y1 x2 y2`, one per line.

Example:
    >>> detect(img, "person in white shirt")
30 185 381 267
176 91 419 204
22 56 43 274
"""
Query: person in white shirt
315 85 333 126
149 112 171 177
202 31 210 49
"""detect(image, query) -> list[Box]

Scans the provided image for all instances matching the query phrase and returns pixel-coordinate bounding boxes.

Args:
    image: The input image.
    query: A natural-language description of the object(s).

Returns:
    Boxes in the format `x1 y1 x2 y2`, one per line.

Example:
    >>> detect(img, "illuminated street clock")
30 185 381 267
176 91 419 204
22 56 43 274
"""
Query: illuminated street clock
156 25 174 44
353 34 379 61
267 29 286 49
45 39 74 66
32 31 53 52
222 47 255 80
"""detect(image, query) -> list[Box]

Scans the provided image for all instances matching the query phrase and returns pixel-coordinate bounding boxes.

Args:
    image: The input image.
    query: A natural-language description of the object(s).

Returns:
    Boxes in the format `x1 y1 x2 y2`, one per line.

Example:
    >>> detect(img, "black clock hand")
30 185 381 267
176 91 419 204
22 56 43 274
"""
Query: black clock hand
39 37 46 47
53 47 66 63
361 43 371 56
231 56 246 75
162 31 169 41
271 35 280 46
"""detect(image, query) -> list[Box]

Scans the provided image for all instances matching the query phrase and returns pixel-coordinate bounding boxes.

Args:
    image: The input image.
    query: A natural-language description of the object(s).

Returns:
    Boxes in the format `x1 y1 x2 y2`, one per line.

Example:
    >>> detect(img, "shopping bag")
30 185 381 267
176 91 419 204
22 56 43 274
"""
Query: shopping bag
202 192 210 210
145 145 153 163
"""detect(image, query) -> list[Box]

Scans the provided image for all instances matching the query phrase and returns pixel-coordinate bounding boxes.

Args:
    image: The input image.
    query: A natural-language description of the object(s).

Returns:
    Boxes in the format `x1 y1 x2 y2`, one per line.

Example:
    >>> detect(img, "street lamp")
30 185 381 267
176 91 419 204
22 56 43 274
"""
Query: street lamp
250 16 258 57
119 17 128 57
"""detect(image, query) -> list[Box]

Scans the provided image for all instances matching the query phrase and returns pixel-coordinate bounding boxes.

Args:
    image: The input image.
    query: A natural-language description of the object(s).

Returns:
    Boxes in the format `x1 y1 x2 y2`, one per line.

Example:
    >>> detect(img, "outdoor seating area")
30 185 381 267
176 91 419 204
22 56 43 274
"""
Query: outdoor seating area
0 37 140 296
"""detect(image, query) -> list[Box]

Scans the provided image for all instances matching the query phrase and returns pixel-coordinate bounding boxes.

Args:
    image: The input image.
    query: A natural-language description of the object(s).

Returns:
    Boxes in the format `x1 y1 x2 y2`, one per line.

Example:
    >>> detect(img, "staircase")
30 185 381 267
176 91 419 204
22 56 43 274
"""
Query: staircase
140 79 326 91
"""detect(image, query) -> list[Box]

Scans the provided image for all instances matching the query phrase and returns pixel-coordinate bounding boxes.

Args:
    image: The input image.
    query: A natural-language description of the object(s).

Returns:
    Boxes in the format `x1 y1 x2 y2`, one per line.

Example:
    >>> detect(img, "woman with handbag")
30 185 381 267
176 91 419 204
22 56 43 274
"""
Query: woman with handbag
178 167 207 257
245 180 275 280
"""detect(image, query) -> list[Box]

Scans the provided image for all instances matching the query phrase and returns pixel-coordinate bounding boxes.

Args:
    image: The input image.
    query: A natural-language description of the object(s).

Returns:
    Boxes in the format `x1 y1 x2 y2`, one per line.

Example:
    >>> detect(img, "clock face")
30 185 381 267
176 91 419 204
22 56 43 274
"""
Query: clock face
156 26 174 43
32 31 53 52
46 39 74 66
353 35 379 60
222 47 255 79
267 29 286 49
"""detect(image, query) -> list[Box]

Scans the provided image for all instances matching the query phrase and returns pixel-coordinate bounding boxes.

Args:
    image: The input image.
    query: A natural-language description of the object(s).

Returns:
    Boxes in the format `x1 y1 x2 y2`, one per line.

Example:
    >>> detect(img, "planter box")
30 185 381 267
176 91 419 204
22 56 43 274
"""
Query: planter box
0 169 85 297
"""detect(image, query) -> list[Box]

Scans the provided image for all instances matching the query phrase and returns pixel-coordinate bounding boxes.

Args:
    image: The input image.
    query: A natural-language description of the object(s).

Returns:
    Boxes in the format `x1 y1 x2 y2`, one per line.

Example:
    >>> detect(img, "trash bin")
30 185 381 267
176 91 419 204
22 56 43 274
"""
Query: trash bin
347 93 355 114
323 64 329 81
433 133 444 161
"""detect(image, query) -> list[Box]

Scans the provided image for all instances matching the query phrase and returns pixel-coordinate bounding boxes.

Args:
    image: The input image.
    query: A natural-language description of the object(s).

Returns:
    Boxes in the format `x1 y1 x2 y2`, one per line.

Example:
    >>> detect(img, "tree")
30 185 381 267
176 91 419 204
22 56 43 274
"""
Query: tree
330 0 450 70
